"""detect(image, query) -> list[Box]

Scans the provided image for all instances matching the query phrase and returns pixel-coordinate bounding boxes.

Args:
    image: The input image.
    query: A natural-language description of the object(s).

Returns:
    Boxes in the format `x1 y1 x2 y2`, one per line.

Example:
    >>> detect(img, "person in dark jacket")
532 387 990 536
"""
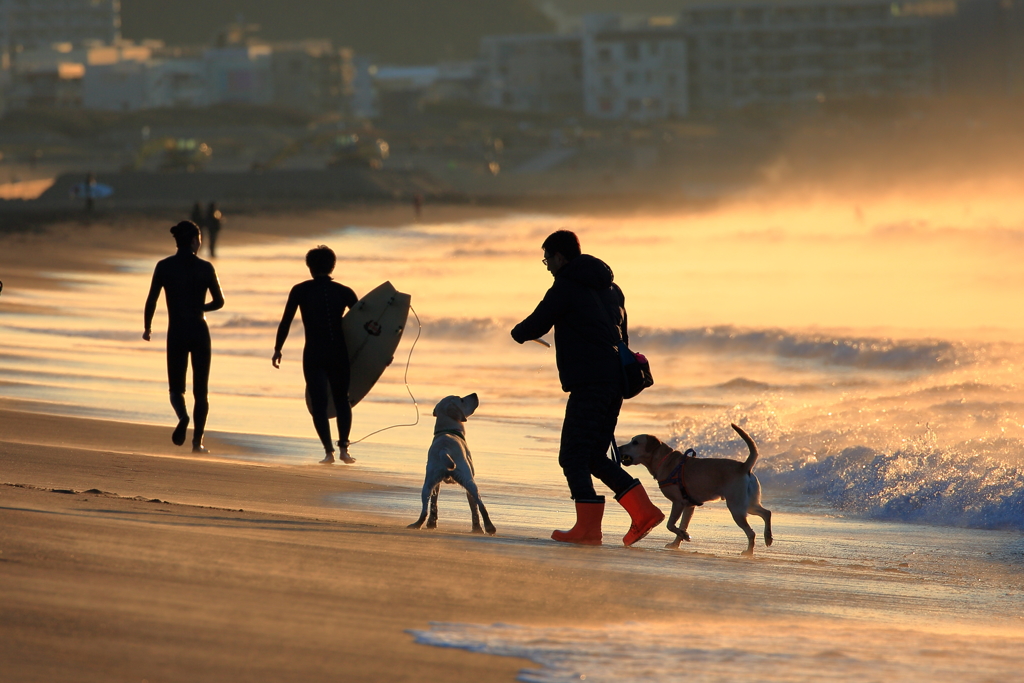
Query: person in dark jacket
273 245 358 464
144 220 225 453
511 230 664 546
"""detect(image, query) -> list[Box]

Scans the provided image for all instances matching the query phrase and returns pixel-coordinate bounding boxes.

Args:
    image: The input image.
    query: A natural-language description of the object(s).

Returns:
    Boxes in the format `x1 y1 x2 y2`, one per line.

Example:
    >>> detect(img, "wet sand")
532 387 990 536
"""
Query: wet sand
0 405 691 682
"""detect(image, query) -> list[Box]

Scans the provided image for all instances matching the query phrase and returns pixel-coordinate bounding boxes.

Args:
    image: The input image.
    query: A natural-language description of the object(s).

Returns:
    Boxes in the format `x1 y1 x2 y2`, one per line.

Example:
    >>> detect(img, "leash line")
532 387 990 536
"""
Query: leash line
348 303 421 445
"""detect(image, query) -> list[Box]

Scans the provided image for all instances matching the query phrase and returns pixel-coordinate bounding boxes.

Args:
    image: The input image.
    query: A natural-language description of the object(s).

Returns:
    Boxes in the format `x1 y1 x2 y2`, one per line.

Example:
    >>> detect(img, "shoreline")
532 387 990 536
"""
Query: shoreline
0 407 695 682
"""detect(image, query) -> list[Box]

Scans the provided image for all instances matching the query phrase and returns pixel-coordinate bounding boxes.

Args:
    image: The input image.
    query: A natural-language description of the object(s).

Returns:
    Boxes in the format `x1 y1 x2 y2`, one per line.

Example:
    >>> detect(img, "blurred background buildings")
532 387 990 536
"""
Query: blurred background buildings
1 0 1021 118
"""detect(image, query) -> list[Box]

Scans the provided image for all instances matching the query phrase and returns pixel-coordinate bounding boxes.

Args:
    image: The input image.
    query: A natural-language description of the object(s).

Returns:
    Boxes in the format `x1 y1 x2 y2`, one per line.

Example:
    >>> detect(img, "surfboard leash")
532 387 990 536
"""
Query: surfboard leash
348 304 422 445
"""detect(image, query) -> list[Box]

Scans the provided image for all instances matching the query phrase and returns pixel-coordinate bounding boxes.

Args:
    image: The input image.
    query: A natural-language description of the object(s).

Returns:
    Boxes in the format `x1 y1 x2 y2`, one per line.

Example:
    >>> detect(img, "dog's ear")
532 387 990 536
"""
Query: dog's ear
445 402 467 423
644 435 663 453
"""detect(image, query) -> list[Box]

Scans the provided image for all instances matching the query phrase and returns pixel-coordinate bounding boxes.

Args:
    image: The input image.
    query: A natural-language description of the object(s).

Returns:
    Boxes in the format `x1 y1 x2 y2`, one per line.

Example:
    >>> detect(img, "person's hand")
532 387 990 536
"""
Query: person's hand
272 350 282 368
143 329 151 342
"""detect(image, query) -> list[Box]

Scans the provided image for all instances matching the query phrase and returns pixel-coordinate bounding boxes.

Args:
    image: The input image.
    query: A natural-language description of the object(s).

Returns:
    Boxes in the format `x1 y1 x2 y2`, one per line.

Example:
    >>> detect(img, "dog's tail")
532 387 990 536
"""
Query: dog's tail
731 423 759 474
445 454 457 472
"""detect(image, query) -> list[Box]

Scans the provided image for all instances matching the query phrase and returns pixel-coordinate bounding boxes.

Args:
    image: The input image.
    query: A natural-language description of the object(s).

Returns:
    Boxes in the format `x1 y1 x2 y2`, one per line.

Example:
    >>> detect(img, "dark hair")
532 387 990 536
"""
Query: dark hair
306 245 336 275
170 220 201 249
542 230 581 260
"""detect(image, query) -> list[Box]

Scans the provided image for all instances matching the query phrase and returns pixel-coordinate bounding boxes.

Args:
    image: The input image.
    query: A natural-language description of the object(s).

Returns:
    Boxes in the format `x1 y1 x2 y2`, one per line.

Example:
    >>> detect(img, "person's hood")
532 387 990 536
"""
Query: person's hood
557 254 614 290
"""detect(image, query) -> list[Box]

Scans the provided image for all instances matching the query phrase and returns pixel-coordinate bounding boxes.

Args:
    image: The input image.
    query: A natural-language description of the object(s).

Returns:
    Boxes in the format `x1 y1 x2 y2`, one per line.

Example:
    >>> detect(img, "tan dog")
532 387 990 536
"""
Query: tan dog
618 424 772 555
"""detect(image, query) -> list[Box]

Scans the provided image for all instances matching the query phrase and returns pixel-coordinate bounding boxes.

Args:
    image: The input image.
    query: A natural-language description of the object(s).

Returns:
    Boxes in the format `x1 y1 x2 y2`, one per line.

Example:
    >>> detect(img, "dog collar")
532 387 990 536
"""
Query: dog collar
434 429 466 441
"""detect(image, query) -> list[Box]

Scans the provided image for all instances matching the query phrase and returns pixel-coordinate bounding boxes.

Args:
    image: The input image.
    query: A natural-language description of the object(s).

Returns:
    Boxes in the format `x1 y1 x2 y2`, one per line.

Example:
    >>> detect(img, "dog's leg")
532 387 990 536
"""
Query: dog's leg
661 488 692 549
466 490 483 533
751 504 772 547
748 475 773 547
727 499 757 555
427 483 440 529
451 471 495 535
407 481 434 529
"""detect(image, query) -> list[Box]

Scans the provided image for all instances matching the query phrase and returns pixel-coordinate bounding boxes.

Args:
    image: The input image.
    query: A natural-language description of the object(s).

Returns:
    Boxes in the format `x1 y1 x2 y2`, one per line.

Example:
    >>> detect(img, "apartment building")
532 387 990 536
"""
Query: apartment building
582 14 689 121
479 33 583 113
0 0 119 51
679 0 933 114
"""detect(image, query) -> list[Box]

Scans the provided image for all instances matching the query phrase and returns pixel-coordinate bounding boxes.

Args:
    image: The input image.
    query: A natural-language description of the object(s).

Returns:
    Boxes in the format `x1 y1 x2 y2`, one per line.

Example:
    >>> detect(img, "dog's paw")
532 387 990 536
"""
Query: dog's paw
665 541 681 549
485 525 496 536
471 526 484 534
407 521 423 529
425 520 437 530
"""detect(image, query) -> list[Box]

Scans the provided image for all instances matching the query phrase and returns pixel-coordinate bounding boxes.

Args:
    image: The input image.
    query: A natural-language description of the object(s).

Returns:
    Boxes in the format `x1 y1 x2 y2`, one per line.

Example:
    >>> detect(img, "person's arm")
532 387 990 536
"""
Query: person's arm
272 287 299 367
204 265 225 312
511 282 568 344
142 263 162 341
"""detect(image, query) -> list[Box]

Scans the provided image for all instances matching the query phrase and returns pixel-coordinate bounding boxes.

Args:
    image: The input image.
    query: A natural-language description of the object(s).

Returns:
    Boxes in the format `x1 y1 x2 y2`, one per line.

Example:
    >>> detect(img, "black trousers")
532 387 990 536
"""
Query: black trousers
558 382 634 500
166 323 211 440
304 348 352 453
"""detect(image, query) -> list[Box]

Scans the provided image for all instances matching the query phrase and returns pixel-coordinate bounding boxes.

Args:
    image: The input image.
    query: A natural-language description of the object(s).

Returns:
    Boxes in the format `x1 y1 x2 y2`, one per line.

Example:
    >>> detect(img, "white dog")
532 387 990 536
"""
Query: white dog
407 393 496 535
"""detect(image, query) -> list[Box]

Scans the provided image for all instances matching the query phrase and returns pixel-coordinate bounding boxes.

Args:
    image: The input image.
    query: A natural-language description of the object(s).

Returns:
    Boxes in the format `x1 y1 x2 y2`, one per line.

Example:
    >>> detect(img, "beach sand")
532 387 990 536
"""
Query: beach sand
0 406 689 683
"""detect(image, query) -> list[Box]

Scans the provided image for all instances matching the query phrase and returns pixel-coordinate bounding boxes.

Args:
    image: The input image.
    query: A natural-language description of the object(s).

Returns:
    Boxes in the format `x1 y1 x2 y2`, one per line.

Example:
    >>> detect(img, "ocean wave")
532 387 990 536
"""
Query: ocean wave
422 317 505 339
664 409 1024 531
633 326 979 371
216 315 282 329
760 445 1024 531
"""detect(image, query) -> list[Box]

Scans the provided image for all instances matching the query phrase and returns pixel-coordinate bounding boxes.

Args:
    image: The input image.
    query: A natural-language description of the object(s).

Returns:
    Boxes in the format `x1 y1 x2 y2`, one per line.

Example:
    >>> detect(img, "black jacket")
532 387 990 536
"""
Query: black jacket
511 254 626 392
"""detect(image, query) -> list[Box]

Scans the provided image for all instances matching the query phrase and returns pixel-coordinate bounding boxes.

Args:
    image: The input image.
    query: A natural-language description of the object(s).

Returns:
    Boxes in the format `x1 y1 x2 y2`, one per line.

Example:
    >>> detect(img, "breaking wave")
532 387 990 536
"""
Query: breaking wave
633 326 980 371
666 409 1024 531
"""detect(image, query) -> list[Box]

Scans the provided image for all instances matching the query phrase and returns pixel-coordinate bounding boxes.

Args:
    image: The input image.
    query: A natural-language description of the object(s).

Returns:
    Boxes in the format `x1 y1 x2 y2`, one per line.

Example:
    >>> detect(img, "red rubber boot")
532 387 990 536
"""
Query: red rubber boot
551 498 604 545
616 480 665 546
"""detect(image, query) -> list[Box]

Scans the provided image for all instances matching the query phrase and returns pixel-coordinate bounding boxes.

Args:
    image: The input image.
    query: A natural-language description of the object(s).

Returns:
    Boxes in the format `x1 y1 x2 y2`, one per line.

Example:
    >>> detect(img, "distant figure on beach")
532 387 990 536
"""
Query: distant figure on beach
84 171 96 212
511 230 664 546
273 245 359 464
190 201 204 230
205 202 222 258
412 193 423 220
143 221 225 453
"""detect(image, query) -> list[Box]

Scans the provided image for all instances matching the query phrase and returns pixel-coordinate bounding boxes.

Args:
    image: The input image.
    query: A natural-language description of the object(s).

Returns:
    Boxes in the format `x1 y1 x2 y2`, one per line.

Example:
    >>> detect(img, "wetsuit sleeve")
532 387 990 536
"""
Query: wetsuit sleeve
204 264 225 312
274 286 300 352
143 262 163 331
511 281 568 344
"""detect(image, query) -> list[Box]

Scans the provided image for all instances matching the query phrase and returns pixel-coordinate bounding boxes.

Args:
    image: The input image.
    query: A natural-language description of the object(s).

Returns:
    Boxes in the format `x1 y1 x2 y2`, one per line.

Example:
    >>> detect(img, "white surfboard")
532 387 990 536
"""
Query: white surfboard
305 281 411 417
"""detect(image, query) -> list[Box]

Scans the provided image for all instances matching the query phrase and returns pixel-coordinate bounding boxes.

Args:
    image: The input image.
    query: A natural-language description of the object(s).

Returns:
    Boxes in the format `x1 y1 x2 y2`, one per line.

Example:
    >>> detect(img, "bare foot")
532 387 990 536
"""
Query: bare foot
338 450 356 464
319 453 335 464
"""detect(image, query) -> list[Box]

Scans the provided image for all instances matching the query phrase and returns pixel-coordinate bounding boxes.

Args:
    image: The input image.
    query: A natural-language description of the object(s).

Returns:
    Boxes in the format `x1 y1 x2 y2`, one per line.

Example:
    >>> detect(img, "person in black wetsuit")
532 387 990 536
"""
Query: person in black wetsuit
272 245 359 464
144 221 225 453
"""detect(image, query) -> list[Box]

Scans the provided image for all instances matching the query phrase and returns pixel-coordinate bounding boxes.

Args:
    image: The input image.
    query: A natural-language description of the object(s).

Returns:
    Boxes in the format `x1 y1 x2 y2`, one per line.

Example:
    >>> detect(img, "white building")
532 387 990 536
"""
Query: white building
582 15 689 121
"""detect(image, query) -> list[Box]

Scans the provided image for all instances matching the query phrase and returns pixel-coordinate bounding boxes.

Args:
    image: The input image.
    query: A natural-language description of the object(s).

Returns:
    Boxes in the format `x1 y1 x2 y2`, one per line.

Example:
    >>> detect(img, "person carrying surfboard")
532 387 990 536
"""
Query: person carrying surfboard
510 230 664 546
272 245 359 464
143 220 225 453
